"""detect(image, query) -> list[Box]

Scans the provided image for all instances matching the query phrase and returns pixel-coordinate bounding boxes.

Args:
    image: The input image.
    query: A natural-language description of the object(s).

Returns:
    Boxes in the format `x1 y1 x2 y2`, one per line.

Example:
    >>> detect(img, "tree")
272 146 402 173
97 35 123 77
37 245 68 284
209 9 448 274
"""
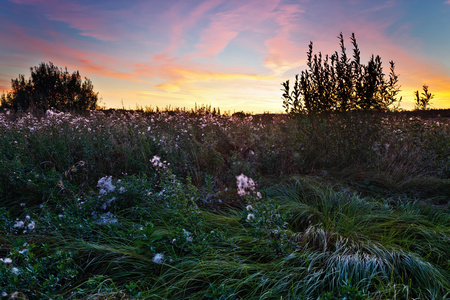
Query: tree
414 85 433 110
2 62 98 111
282 33 401 114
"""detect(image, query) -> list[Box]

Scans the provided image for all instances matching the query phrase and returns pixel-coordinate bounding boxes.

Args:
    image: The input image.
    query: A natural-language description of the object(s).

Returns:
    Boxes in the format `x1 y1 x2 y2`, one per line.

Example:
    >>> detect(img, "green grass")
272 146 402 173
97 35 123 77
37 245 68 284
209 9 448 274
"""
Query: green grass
0 108 449 299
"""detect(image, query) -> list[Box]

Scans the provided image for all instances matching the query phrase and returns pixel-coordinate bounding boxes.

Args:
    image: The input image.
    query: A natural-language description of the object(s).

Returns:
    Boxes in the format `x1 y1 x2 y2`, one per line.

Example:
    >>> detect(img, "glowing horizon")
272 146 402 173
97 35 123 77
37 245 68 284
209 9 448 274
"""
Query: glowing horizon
1 0 450 113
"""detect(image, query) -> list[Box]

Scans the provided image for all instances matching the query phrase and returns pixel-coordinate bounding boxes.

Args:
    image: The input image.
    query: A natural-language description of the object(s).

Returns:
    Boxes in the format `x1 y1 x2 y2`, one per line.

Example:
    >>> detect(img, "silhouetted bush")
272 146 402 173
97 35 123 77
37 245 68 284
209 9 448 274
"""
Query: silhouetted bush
1 62 98 111
282 33 401 114
414 84 434 110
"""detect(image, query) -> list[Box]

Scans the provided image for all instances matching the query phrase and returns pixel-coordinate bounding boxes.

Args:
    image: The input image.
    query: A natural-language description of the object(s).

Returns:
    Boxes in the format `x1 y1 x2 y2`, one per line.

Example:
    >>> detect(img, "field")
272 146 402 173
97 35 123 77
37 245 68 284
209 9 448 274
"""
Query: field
0 107 449 299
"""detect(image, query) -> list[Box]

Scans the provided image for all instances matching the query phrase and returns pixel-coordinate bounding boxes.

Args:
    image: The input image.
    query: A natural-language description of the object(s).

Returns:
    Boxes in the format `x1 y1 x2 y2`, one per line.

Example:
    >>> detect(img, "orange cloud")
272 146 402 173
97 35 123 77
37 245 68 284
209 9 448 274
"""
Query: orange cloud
155 67 277 92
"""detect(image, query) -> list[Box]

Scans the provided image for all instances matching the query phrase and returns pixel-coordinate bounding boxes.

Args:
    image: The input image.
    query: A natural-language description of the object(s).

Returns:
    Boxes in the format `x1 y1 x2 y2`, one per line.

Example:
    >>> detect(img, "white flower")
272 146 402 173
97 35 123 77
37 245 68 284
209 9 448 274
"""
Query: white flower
246 205 253 211
186 236 193 242
151 155 168 171
247 213 255 220
25 215 31 220
1 258 12 264
236 173 257 196
11 267 20 275
27 221 35 230
97 176 116 195
152 253 164 264
256 192 262 199
13 220 24 228
96 212 118 225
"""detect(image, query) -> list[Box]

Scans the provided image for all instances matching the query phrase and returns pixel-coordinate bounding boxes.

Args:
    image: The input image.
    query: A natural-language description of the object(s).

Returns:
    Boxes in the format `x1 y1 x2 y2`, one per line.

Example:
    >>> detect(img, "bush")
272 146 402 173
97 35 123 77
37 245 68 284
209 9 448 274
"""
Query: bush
282 33 401 114
1 62 98 111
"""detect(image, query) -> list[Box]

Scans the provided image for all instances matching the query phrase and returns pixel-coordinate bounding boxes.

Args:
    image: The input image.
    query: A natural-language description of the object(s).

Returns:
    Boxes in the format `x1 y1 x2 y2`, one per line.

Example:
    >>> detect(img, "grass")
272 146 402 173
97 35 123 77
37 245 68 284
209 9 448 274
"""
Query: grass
0 107 449 299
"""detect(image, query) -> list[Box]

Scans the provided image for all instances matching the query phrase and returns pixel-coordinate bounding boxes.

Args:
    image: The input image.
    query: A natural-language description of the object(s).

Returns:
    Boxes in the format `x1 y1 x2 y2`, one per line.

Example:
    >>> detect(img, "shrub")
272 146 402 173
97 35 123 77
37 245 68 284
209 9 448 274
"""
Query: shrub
1 62 98 112
282 33 401 114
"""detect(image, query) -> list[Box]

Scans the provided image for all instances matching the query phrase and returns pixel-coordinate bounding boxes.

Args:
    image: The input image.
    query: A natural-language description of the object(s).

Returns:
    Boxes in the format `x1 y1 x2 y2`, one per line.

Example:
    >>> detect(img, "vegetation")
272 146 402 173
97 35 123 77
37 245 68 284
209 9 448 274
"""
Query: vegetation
415 85 434 110
282 33 401 114
0 62 98 112
0 106 448 299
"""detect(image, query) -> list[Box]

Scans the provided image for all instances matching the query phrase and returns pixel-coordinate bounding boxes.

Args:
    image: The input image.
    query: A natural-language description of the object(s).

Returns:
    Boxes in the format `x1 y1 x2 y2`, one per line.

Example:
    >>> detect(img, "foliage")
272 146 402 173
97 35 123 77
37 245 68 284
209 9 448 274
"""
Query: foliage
282 33 401 114
1 62 98 111
414 84 434 110
0 108 449 299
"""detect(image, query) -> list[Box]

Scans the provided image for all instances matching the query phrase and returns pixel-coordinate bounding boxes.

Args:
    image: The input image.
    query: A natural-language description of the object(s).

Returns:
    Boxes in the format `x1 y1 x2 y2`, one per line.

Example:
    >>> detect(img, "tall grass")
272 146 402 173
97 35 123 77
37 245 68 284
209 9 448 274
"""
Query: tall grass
0 108 448 299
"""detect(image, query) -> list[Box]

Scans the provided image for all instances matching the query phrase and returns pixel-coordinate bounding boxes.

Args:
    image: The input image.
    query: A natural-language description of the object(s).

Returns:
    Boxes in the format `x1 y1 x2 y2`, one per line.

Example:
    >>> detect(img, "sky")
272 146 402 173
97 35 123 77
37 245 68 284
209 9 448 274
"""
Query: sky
1 0 449 113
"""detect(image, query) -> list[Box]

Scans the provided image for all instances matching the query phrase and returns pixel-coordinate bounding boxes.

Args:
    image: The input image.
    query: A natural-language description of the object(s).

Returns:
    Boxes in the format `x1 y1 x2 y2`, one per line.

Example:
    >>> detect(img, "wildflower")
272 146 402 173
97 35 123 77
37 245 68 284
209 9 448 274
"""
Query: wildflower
1 258 12 264
151 155 167 170
97 176 116 195
13 220 24 228
152 253 164 264
96 212 118 225
27 221 35 230
236 173 256 196
25 215 30 220
247 213 255 220
183 229 193 242
246 205 253 211
256 192 262 199
11 267 20 275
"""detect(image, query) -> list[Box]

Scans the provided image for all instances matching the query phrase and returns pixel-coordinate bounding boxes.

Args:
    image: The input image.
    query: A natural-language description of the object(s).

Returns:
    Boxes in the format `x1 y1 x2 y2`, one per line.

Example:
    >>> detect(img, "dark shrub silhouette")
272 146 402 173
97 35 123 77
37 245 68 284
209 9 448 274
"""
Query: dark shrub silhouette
1 62 98 111
414 84 433 110
282 33 401 114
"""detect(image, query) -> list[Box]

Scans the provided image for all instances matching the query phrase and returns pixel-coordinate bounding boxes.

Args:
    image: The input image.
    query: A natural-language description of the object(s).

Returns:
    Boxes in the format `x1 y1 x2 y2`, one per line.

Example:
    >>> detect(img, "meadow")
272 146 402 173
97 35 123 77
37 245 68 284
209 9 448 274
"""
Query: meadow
0 107 449 299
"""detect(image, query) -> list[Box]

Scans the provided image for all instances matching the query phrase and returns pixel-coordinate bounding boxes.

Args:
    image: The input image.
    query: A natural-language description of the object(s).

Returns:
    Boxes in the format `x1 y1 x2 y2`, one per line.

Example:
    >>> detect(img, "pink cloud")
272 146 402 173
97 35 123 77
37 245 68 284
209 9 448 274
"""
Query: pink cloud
0 21 145 83
263 3 308 75
160 0 225 56
193 0 280 56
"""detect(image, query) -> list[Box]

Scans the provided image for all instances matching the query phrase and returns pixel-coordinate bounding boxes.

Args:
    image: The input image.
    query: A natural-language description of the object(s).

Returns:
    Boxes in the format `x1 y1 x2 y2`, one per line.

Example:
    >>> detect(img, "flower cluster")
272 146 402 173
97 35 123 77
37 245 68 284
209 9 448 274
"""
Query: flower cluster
236 173 256 197
151 155 168 171
1 257 20 276
94 176 120 225
12 215 35 233
97 176 116 195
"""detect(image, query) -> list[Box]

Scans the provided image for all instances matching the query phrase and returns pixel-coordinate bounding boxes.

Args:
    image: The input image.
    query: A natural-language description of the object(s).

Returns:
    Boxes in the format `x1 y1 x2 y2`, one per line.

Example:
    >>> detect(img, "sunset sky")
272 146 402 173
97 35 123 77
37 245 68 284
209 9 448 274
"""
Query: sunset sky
1 0 449 113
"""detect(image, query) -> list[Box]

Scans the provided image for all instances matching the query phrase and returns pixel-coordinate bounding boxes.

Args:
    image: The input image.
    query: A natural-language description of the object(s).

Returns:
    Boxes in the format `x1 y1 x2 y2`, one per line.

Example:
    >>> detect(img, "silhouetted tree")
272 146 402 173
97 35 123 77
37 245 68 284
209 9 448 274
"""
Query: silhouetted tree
2 62 98 111
282 33 401 114
414 84 433 110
